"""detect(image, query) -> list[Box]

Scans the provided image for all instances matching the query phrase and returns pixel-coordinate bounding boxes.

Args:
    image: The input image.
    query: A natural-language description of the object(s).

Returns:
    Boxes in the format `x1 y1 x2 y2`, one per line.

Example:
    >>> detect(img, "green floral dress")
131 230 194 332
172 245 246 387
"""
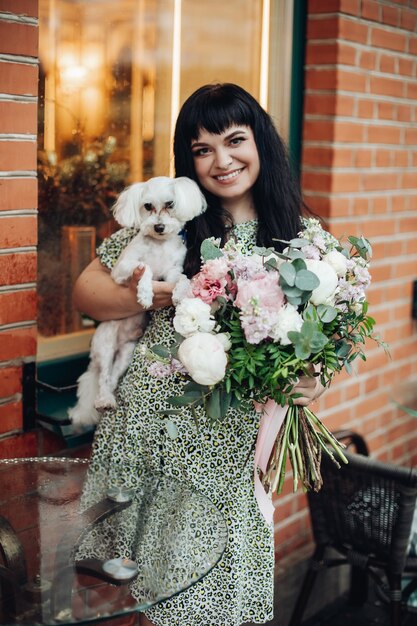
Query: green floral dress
84 220 275 626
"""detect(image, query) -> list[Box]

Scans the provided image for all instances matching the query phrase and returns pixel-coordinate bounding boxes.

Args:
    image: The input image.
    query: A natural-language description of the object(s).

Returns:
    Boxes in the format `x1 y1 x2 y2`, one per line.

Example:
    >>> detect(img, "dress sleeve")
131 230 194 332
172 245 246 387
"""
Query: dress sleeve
96 227 138 270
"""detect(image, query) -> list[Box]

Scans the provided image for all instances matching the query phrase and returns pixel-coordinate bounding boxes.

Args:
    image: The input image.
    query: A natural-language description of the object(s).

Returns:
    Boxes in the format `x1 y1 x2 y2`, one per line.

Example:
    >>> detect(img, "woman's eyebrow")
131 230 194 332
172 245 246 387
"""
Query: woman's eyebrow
191 129 248 148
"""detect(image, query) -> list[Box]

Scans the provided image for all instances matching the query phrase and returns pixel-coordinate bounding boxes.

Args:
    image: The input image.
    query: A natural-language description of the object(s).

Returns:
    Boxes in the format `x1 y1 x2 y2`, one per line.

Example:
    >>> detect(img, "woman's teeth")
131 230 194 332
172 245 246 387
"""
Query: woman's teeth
216 169 242 181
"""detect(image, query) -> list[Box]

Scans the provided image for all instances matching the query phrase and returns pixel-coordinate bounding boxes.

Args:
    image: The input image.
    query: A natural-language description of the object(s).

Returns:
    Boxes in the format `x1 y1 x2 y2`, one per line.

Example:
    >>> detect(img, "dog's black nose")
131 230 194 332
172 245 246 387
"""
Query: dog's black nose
154 224 165 234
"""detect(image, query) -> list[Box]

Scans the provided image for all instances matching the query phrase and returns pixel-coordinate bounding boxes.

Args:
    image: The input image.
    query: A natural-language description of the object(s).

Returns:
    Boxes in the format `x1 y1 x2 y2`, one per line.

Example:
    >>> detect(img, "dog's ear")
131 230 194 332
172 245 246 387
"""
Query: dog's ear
173 177 207 222
112 183 145 228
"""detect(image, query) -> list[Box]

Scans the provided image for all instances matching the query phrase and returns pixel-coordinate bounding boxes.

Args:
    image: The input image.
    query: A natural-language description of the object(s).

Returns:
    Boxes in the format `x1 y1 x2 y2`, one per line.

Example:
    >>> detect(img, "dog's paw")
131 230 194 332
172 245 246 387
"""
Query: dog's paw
94 393 117 411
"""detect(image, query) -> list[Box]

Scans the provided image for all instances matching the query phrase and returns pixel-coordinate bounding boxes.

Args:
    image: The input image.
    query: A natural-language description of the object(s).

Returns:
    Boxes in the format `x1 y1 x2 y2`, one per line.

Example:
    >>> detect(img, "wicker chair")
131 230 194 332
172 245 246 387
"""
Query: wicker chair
288 430 417 626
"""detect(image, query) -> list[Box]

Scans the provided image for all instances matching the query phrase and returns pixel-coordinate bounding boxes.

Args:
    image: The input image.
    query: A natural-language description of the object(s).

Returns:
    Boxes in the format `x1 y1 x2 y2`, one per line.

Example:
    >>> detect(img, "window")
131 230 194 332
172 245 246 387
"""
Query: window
37 0 294 358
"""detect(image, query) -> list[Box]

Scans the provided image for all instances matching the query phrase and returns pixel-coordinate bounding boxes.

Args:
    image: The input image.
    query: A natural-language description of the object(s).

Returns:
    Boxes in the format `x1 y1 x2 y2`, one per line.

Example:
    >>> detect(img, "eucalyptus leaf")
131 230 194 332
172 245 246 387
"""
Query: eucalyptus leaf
289 237 309 248
200 239 224 261
167 391 202 406
150 344 171 359
317 304 338 323
279 262 296 286
294 269 320 291
206 388 222 421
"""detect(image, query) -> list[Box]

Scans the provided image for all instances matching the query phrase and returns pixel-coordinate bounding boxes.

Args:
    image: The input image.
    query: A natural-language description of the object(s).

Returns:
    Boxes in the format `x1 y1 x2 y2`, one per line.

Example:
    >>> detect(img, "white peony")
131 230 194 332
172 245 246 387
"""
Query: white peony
214 332 232 351
173 298 215 337
270 303 303 345
305 259 338 306
322 249 348 277
178 332 227 385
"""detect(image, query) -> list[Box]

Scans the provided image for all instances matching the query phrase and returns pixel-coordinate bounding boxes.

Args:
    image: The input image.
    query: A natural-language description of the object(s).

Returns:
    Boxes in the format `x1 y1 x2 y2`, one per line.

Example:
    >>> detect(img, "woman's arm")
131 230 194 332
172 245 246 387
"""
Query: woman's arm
73 258 174 322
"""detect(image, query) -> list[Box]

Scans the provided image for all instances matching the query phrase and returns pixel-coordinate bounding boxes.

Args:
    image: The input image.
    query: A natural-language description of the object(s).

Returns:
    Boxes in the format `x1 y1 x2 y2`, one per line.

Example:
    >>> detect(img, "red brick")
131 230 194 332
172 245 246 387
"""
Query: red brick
367 125 402 144
338 69 367 92
405 128 417 145
400 8 417 31
301 171 332 193
379 53 397 74
397 105 413 122
356 149 373 167
0 101 37 135
375 149 392 167
334 121 366 142
406 82 417 100
339 17 369 43
361 0 381 22
0 141 36 171
398 57 415 77
0 216 37 248
0 61 38 97
332 172 362 192
0 21 38 57
0 178 37 211
307 17 339 40
370 75 405 98
359 50 377 70
302 146 334 168
371 26 407 52
377 101 396 120
0 366 22 397
0 290 37 326
0 431 37 460
0 1 38 17
0 401 22 434
333 147 355 167
0 252 37 286
306 42 339 65
305 68 339 91
303 119 334 142
382 5 400 27
410 36 417 55
358 99 375 118
0 326 37 360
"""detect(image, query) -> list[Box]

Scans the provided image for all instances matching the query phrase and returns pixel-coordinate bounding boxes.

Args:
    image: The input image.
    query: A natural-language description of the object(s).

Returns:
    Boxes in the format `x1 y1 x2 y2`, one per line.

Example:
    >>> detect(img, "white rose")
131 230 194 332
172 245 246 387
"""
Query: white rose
305 259 338 306
178 332 227 385
173 298 215 337
322 249 348 277
270 303 303 345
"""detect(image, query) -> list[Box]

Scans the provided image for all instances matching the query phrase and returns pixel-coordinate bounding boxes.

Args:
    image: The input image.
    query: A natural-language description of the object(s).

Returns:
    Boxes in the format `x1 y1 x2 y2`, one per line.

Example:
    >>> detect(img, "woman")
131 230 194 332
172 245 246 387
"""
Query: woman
74 83 323 626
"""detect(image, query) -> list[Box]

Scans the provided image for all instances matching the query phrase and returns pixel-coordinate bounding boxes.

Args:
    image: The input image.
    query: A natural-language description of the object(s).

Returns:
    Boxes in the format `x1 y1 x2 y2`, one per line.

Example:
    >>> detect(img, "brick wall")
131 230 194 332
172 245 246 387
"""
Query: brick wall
0 0 39 457
275 0 417 560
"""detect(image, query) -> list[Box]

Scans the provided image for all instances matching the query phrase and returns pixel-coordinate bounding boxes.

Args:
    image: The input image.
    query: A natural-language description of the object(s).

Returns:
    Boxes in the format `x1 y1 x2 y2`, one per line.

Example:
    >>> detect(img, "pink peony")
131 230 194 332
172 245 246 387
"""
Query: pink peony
234 273 285 313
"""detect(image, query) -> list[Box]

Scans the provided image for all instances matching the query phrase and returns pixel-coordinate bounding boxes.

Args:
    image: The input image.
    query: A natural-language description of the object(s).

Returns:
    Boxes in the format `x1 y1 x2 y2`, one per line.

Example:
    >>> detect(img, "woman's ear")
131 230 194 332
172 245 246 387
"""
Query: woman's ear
112 182 144 228
173 177 207 222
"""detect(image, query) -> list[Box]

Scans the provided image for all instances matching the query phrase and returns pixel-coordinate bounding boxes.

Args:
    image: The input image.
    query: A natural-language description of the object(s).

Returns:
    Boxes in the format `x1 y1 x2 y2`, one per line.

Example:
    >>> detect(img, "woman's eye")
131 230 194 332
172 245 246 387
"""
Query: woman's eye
165 201 174 209
144 203 153 211
192 147 210 157
230 137 244 146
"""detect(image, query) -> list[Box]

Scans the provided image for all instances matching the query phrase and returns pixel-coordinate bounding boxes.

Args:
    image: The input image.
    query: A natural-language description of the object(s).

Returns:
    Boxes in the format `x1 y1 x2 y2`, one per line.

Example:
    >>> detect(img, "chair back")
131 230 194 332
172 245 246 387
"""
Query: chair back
308 451 417 575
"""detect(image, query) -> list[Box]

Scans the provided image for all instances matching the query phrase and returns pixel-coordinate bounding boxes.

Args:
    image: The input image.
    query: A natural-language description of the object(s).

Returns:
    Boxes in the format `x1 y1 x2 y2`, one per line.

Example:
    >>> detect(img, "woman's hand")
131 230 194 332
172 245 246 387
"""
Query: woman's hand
292 364 326 407
129 267 175 311
73 258 175 322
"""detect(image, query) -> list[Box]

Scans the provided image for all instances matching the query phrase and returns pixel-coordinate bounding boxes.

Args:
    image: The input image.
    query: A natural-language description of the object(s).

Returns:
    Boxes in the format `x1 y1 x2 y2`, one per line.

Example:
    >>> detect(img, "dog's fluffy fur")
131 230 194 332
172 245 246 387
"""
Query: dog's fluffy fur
68 176 207 427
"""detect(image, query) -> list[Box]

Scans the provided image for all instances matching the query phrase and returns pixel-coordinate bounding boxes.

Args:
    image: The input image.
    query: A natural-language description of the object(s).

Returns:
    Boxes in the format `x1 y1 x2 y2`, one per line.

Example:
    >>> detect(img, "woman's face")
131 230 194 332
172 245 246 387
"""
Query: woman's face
191 125 260 207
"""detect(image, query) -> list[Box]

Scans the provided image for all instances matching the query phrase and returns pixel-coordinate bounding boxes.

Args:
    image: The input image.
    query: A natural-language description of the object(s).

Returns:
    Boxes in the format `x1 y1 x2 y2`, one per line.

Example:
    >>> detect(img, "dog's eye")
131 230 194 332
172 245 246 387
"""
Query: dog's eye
144 203 153 211
165 201 174 209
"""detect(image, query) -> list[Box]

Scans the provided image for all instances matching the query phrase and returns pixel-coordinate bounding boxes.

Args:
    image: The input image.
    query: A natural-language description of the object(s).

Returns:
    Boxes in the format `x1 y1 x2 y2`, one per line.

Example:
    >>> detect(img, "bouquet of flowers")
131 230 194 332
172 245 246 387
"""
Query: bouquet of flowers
146 218 385 507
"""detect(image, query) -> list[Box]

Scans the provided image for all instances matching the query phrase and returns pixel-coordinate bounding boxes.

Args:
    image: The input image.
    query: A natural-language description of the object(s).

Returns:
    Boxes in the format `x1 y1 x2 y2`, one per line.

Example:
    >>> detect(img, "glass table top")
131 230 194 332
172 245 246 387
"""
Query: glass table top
0 458 228 625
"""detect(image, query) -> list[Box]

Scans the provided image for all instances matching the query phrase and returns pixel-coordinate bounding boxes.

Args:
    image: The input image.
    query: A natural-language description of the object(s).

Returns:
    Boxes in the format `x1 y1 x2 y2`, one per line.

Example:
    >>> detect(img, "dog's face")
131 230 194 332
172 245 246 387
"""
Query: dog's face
112 176 207 237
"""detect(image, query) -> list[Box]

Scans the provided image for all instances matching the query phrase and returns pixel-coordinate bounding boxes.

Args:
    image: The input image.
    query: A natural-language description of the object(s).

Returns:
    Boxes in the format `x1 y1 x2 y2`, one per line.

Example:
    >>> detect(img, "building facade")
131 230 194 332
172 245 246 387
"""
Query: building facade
0 0 417 563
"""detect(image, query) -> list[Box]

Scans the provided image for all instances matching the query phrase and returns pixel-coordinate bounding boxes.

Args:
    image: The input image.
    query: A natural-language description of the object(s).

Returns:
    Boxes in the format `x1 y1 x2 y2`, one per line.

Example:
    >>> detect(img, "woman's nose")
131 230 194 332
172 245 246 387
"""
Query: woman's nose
215 149 233 170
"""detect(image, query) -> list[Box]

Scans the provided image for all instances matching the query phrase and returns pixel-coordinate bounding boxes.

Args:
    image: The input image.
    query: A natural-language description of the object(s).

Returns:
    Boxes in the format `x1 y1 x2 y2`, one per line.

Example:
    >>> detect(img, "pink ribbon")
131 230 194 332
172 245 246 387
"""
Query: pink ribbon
253 400 288 525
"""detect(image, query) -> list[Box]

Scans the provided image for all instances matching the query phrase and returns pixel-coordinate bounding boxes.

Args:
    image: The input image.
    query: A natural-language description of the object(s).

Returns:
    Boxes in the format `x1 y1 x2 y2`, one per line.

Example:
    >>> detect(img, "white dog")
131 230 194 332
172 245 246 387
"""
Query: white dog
68 176 207 427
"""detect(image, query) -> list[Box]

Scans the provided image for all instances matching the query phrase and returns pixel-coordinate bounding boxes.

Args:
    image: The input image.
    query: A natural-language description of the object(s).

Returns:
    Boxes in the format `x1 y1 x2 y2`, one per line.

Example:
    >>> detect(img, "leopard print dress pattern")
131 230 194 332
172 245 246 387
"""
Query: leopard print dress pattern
82 220 275 626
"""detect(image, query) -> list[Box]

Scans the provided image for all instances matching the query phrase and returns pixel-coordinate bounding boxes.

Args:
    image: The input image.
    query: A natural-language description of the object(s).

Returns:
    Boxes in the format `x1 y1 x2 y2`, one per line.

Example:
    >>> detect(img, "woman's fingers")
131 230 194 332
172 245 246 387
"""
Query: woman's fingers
292 375 320 406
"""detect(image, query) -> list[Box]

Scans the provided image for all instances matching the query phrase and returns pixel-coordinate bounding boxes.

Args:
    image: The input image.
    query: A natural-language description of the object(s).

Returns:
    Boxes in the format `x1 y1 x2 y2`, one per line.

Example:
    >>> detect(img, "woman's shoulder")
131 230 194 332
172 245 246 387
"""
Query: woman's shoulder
97 226 139 270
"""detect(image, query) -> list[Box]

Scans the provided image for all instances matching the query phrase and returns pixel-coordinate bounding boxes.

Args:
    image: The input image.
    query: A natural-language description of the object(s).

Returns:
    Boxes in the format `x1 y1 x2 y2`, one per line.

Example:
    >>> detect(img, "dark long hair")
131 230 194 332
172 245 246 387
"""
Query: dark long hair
174 83 303 277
